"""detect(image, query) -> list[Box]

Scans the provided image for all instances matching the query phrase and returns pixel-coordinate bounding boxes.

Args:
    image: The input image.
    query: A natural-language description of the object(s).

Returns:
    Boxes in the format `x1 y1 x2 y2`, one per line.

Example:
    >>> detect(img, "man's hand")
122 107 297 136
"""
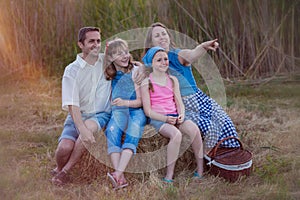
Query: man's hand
79 128 96 144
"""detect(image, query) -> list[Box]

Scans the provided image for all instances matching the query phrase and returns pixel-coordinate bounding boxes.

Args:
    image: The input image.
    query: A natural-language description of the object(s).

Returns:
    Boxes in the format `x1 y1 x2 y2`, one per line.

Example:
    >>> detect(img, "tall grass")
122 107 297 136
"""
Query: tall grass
168 0 300 78
0 0 299 79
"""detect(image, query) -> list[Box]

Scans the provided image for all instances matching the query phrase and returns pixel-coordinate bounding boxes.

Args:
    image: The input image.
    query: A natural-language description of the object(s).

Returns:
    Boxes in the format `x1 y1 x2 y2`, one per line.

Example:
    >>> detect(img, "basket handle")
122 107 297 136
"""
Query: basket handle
210 136 243 158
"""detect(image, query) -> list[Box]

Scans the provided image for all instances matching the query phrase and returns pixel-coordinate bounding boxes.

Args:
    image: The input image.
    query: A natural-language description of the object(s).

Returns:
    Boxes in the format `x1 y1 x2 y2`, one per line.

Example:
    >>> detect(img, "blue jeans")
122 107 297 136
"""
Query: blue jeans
105 108 146 154
59 112 111 142
148 113 179 132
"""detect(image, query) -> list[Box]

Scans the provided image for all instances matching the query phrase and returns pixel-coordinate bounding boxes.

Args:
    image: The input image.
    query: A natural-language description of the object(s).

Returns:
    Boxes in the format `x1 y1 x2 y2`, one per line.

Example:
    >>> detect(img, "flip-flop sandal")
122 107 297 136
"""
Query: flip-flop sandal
114 179 129 190
162 177 174 183
192 172 204 180
107 172 118 188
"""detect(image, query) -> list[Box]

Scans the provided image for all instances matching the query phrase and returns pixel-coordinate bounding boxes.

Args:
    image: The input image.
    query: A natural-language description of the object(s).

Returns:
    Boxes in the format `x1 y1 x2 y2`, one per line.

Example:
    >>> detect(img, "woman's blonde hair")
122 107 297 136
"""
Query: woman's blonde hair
104 38 133 80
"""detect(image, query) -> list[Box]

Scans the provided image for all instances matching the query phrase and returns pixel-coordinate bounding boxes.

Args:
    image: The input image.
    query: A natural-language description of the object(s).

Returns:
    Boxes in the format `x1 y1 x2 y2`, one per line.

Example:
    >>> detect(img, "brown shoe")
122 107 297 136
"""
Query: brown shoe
51 170 69 186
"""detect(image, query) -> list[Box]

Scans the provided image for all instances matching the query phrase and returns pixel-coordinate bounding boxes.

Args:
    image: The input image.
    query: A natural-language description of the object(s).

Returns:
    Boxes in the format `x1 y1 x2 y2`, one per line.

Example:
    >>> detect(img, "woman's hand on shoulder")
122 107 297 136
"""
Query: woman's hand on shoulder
132 61 143 68
132 61 147 85
140 76 150 87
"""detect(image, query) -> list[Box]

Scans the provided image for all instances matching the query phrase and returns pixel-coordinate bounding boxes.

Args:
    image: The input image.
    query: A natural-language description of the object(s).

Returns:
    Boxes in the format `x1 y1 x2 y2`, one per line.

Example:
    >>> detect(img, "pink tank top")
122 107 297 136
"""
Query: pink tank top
149 74 177 115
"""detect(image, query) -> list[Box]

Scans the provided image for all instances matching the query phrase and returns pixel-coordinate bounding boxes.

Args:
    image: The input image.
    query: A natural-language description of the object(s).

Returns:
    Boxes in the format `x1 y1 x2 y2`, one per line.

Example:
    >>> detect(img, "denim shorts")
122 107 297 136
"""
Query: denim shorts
149 114 179 132
105 108 146 154
59 112 111 142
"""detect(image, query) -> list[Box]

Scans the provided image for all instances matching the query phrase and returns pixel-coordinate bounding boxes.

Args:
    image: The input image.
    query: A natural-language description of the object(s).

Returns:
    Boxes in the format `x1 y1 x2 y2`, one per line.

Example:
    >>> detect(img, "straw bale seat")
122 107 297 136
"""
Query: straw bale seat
70 125 196 183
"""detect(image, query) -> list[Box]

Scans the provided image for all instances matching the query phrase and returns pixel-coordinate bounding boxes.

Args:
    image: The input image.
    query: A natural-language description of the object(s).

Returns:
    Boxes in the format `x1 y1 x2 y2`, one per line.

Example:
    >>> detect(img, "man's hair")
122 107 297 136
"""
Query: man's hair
78 27 101 43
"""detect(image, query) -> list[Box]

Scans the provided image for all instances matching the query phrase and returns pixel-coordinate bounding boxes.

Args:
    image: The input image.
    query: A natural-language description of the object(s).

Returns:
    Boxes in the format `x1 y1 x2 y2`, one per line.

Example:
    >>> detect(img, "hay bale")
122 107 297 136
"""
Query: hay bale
71 150 109 184
137 125 197 175
70 125 197 183
70 129 111 184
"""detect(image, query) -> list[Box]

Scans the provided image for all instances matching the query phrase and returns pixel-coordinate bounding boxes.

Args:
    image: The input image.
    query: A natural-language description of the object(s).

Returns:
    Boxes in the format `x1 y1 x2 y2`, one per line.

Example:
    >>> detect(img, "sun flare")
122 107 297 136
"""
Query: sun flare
0 32 4 49
0 12 5 51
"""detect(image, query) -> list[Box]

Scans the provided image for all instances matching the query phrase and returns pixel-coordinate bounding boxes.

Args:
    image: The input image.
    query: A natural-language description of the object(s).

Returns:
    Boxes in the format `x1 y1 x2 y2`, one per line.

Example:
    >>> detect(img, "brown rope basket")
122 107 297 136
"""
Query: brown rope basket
204 136 253 182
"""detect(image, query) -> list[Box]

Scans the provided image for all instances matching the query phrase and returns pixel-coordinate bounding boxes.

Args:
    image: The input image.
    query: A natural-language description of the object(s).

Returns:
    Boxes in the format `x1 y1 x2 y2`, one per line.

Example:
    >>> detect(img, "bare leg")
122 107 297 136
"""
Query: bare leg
110 152 121 170
54 139 75 172
61 119 98 172
52 134 87 185
117 149 133 172
114 149 133 181
61 139 87 172
179 120 204 176
159 124 182 180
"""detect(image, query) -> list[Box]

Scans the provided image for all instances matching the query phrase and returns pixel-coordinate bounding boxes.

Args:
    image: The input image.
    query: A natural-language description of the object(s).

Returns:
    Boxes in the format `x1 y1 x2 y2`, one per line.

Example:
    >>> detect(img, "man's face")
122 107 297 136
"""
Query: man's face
79 31 101 58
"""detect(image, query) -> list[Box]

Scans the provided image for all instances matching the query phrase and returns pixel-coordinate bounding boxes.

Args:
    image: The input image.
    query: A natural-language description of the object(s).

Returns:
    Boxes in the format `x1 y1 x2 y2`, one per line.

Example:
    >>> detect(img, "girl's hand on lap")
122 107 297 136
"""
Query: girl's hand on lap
176 114 184 124
166 116 177 125
112 98 127 107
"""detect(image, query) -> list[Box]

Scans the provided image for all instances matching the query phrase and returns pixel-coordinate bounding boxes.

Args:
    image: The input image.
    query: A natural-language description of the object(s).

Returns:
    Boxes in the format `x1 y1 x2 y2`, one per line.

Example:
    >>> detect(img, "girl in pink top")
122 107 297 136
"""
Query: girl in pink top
149 73 177 115
141 46 204 182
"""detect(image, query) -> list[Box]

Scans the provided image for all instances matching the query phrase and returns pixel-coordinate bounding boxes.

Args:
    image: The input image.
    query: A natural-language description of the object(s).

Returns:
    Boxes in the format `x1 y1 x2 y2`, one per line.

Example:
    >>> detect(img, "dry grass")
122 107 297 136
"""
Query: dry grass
0 76 299 200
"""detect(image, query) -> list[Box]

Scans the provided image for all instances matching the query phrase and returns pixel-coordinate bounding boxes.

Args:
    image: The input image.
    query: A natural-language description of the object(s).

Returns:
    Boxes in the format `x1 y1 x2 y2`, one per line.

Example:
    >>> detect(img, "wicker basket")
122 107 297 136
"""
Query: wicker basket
204 136 253 182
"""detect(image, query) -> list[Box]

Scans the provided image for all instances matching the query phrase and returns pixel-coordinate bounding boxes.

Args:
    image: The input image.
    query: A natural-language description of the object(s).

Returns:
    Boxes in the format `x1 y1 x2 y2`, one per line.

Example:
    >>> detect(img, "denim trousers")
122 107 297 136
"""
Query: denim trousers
105 107 146 154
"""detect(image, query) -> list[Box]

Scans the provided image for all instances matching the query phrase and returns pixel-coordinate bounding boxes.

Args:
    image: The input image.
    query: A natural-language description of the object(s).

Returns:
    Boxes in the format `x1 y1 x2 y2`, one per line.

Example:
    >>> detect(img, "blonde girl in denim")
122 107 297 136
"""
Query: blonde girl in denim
141 46 204 182
104 38 146 189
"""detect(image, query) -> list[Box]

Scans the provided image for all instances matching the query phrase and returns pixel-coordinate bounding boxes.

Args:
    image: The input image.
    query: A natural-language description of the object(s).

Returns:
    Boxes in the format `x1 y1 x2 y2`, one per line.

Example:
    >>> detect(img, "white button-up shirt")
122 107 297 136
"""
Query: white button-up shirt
62 53 111 114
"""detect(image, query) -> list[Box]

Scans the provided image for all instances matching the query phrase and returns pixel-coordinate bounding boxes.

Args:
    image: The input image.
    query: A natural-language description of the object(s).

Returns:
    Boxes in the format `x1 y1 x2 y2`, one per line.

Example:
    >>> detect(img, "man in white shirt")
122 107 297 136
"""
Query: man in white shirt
51 27 111 185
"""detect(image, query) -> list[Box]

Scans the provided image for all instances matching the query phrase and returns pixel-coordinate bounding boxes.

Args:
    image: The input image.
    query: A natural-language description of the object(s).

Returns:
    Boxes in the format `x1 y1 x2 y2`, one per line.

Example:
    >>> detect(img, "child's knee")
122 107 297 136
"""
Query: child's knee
123 148 134 154
122 143 137 154
171 130 182 144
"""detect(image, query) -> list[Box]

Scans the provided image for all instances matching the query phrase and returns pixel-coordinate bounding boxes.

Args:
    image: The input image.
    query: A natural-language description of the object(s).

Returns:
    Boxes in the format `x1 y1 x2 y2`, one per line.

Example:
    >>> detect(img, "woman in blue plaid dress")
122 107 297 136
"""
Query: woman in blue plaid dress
143 22 240 152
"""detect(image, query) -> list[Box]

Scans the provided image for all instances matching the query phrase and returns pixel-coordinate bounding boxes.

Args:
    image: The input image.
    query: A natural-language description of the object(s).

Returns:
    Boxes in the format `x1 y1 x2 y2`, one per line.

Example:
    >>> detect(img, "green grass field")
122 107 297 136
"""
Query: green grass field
0 76 299 199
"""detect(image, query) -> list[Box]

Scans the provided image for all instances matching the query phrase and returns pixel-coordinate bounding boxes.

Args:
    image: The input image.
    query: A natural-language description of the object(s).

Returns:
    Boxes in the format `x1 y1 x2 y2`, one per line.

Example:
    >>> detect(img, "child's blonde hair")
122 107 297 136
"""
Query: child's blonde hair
104 38 133 80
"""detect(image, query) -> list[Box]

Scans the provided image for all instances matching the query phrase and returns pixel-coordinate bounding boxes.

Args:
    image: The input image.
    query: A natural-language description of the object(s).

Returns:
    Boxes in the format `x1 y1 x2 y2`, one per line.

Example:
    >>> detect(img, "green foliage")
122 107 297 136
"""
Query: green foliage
256 155 291 184
160 184 179 200
0 0 299 78
226 79 300 112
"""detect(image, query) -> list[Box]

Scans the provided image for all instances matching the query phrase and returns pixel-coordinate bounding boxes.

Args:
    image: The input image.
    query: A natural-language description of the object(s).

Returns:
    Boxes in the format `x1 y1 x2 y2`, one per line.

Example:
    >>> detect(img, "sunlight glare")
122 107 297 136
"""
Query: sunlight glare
0 32 4 50
0 13 4 50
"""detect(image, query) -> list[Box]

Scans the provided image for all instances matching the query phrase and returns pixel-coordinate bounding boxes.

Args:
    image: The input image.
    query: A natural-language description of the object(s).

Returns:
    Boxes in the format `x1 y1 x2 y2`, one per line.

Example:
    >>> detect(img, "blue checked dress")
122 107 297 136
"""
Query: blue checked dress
168 49 240 148
182 89 239 148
